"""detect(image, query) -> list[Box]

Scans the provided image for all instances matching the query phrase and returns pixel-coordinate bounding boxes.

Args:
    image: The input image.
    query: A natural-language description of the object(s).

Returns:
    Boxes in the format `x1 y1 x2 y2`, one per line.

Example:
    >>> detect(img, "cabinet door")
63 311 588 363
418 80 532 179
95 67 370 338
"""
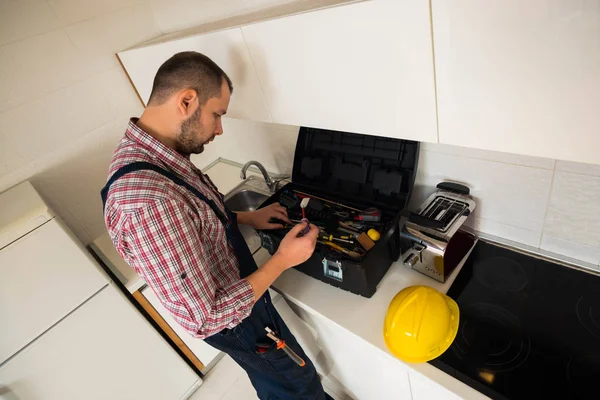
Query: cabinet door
242 0 437 142
117 28 272 123
0 219 107 364
409 372 463 400
433 0 600 165
0 285 201 400
289 304 412 400
141 287 222 370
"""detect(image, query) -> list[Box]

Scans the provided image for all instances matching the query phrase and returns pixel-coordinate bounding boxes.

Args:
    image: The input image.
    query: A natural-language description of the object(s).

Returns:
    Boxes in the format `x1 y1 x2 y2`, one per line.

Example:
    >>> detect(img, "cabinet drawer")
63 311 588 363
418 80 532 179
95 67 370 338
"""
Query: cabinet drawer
0 285 201 400
142 287 221 368
0 219 107 363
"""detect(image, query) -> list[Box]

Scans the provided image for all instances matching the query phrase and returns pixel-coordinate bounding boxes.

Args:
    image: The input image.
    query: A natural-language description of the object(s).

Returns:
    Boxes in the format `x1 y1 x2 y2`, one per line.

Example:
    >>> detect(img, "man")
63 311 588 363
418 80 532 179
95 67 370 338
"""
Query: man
102 51 331 399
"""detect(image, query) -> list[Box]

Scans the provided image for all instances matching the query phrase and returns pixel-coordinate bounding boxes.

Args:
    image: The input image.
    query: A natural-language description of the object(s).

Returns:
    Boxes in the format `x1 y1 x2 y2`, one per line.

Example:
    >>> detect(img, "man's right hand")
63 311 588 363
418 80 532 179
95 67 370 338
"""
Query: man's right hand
274 222 319 269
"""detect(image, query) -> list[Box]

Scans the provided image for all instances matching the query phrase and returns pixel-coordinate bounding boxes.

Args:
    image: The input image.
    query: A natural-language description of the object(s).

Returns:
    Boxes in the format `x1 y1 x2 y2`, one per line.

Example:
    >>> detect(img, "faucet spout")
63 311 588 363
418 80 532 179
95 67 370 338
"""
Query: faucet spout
240 161 289 192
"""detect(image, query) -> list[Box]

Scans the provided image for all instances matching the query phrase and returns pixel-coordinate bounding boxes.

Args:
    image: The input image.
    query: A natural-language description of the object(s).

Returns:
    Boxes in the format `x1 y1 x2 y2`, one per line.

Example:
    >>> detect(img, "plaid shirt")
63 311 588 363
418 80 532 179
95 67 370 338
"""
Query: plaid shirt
104 119 254 338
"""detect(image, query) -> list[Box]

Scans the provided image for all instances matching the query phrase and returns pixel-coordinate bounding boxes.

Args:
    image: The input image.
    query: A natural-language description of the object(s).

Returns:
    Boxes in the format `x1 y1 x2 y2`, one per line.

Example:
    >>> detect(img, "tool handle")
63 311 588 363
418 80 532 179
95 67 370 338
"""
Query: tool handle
280 342 306 367
298 218 311 237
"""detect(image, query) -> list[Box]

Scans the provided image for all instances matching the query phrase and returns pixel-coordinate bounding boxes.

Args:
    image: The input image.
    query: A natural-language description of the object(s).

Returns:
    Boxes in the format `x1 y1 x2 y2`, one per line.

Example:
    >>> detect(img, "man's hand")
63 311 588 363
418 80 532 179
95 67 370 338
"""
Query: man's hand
245 222 318 302
237 203 292 230
272 222 319 269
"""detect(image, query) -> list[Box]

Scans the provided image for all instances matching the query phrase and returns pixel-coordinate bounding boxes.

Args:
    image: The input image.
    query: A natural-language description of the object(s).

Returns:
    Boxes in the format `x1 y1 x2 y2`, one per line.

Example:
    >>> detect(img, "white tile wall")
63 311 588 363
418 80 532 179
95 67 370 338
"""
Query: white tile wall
95 67 146 121
556 160 600 177
0 130 28 176
66 3 162 72
0 30 95 113
0 77 115 161
420 142 556 170
544 171 600 248
0 0 61 46
213 118 299 174
47 0 140 25
540 235 600 266
146 0 299 33
0 0 305 245
413 148 554 233
30 121 127 242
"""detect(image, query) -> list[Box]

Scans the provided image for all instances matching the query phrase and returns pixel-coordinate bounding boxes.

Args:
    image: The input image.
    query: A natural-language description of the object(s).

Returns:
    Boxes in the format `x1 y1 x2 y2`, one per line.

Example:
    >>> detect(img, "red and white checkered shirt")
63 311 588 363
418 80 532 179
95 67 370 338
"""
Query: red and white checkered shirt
104 119 254 338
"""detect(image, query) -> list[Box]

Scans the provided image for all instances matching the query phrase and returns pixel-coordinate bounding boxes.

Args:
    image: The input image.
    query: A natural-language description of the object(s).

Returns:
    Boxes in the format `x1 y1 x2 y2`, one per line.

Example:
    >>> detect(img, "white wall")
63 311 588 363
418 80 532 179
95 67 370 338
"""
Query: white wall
0 0 300 244
145 0 301 33
211 122 600 270
1 0 598 270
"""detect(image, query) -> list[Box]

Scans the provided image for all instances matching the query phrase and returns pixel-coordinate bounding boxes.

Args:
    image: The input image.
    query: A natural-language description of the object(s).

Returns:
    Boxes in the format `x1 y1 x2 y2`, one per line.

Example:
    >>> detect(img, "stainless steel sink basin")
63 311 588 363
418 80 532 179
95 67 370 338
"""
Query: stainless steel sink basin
224 190 268 212
223 177 275 254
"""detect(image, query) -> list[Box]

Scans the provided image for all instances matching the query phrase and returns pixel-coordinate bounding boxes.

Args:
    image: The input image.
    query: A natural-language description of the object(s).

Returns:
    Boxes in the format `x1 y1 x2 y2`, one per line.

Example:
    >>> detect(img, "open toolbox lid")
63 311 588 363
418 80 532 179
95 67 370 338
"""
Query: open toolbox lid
291 127 419 212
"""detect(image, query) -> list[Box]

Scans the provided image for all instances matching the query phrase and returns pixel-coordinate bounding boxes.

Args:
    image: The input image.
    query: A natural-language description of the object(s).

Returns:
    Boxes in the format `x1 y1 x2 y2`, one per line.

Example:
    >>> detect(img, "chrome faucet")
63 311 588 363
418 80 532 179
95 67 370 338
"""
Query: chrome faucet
240 161 289 192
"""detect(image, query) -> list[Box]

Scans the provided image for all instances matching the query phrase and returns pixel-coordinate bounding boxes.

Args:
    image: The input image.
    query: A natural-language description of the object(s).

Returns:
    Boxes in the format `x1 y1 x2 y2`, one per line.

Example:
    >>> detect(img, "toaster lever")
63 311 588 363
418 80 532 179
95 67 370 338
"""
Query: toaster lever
403 244 425 268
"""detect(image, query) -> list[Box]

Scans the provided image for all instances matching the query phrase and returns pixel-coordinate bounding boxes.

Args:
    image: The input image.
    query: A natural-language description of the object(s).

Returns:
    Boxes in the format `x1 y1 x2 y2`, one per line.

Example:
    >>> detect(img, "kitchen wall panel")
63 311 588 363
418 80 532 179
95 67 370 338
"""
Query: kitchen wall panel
65 3 161 73
146 0 300 33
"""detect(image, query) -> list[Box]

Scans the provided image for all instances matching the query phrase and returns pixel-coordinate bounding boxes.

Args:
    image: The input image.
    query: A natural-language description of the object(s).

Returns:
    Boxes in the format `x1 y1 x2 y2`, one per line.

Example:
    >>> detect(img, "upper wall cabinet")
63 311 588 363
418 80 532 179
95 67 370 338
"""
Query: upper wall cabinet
241 0 438 142
117 28 272 123
433 0 600 165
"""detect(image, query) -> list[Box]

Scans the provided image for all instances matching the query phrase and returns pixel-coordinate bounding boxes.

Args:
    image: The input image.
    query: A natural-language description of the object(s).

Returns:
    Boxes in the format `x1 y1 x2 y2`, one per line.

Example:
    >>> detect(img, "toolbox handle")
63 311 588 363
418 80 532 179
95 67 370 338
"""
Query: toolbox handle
384 212 403 261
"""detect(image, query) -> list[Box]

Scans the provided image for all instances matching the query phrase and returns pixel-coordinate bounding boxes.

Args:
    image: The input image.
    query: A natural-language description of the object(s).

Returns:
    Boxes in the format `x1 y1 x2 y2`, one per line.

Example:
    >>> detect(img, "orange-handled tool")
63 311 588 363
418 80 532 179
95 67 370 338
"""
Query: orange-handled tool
265 327 305 367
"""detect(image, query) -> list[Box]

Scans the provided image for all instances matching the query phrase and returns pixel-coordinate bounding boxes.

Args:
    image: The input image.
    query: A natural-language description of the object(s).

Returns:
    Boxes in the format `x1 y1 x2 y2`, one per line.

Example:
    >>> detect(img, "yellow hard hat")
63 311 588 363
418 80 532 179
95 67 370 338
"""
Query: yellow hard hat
383 285 459 363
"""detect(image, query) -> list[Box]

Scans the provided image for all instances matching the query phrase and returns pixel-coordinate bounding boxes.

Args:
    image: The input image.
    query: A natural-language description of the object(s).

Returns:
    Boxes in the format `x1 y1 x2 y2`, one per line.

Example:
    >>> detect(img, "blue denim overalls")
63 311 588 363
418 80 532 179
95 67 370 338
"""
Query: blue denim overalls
101 162 330 400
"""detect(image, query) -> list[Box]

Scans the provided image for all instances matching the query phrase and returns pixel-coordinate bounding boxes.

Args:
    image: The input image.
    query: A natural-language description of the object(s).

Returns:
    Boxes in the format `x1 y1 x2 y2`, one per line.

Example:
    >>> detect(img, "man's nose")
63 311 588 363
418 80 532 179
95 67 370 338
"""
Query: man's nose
215 119 223 135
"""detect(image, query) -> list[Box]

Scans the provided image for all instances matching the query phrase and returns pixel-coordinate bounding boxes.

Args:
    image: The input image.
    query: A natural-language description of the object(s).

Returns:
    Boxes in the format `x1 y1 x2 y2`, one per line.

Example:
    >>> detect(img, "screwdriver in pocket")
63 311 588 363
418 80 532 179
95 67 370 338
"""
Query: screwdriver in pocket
265 327 305 367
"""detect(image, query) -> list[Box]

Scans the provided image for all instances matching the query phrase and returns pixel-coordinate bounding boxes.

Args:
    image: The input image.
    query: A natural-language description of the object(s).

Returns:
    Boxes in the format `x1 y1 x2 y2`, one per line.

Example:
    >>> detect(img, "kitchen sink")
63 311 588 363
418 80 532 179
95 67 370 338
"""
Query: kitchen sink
224 190 268 212
223 177 275 254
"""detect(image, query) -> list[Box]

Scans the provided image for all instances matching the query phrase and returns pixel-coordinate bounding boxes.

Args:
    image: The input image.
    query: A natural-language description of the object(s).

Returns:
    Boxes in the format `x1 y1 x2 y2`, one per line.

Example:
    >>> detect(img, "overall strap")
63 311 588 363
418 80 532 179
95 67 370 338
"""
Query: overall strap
100 161 228 224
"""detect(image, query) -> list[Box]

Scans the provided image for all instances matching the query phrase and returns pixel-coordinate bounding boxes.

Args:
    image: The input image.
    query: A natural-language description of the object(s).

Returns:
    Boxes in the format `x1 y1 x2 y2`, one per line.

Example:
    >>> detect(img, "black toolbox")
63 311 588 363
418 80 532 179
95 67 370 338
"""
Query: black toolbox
257 127 419 298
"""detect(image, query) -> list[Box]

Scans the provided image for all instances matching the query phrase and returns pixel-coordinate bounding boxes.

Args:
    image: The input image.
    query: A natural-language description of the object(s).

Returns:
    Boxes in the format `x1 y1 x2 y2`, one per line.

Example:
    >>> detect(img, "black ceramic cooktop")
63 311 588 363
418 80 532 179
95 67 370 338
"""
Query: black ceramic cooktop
431 240 600 400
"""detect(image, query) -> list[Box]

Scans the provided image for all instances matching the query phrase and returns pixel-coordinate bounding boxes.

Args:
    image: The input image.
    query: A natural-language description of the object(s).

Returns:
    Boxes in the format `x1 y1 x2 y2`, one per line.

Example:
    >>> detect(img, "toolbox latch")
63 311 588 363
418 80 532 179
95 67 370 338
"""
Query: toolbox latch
322 258 343 282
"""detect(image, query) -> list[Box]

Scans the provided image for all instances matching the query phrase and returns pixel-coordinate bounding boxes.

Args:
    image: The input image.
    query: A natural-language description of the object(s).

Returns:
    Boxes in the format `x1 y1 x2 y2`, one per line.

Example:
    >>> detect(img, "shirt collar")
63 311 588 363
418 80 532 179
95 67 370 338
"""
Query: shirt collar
126 118 196 180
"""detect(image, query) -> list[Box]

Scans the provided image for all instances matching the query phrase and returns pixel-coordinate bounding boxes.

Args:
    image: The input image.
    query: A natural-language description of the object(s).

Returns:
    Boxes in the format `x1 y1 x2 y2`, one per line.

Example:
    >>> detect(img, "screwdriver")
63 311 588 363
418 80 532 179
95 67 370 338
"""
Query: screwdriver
265 327 305 367
319 233 354 243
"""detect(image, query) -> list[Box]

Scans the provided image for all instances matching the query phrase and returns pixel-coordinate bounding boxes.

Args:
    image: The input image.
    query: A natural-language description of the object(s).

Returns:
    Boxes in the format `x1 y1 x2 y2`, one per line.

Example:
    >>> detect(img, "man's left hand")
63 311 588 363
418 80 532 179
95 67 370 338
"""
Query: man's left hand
238 203 292 230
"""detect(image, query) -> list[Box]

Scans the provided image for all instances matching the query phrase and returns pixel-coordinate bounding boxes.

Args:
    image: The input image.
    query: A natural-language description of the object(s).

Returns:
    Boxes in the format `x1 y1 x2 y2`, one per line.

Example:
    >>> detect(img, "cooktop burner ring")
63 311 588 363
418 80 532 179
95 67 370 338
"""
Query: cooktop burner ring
474 257 528 293
576 294 600 340
452 303 531 372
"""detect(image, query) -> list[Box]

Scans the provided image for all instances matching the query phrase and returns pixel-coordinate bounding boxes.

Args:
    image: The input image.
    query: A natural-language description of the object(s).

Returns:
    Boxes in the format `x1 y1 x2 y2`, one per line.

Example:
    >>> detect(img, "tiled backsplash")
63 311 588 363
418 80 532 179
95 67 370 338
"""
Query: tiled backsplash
214 119 600 269
0 0 301 244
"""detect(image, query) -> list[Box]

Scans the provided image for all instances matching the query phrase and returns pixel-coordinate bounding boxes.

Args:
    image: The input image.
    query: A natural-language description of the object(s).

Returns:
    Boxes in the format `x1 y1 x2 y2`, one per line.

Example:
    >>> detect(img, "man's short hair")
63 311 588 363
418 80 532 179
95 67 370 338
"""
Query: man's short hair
147 51 233 106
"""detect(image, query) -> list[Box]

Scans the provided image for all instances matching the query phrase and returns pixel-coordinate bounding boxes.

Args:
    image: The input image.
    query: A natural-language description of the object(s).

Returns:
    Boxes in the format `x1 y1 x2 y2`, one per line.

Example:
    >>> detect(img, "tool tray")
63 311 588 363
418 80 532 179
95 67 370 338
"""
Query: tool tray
257 127 419 298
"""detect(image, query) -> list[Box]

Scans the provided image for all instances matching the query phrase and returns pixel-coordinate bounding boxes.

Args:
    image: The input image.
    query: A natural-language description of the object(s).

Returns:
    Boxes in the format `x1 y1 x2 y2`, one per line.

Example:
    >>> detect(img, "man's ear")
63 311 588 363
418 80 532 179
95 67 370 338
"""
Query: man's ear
176 89 198 117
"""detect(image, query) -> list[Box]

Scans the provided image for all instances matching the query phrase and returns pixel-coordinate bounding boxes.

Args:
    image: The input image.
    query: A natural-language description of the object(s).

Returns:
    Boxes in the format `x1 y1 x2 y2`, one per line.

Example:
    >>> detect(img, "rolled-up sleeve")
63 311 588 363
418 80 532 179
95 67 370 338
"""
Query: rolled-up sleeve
125 198 254 338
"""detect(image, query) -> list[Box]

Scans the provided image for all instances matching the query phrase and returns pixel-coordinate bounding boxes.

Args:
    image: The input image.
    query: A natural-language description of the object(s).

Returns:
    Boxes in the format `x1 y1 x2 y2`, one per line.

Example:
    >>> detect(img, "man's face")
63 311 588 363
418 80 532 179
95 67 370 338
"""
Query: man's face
176 80 231 155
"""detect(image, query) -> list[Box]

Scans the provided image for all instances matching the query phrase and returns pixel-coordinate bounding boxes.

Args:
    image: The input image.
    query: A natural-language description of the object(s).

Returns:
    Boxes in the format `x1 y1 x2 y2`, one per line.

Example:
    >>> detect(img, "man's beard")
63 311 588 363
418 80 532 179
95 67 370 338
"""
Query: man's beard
176 107 213 155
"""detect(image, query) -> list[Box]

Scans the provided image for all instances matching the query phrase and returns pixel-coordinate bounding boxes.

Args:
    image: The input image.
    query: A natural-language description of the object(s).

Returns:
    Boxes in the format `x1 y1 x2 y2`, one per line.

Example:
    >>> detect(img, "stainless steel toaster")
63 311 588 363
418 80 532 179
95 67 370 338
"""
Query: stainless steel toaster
401 182 477 282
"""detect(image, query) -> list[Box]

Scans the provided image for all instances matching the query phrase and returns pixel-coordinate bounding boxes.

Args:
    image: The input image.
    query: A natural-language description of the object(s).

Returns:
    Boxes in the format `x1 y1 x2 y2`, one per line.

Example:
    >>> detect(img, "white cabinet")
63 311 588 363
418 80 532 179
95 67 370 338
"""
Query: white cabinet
117 28 272 123
433 0 600 165
241 0 438 142
409 371 463 400
0 285 201 400
0 219 107 364
141 286 221 369
288 303 412 400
